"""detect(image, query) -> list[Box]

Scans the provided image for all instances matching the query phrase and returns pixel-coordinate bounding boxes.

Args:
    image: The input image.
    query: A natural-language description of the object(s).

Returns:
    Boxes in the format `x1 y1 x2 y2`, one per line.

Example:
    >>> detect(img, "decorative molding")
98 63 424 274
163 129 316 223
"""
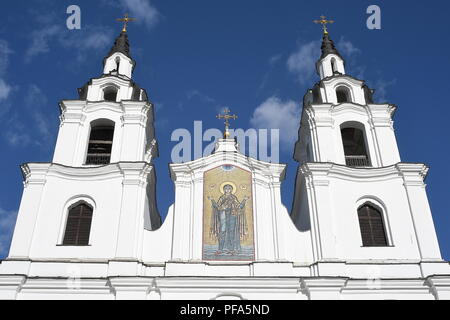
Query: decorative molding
21 162 153 185
299 162 429 184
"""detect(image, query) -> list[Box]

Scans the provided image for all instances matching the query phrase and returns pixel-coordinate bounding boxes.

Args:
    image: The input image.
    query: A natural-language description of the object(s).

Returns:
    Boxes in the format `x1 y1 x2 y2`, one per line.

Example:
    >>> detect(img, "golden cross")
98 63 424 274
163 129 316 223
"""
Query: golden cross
216 108 238 139
116 13 137 33
314 15 334 34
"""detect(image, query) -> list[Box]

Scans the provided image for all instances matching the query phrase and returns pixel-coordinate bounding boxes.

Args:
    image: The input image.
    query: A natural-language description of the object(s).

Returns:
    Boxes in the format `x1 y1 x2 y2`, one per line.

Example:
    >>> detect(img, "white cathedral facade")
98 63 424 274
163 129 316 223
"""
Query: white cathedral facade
0 25 449 300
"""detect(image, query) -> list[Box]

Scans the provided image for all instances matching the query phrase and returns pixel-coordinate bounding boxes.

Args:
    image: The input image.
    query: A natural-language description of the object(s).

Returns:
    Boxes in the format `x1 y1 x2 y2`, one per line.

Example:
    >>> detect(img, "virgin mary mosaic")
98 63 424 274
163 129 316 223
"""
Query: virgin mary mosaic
203 165 255 261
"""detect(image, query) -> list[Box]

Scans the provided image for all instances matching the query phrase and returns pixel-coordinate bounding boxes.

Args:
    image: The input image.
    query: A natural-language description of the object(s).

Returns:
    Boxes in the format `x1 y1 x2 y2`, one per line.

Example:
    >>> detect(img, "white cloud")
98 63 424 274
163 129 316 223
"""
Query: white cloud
0 79 12 101
258 54 283 91
25 24 113 63
0 40 13 102
119 0 161 29
59 25 113 62
337 37 361 57
25 85 53 145
5 131 30 146
0 207 18 257
373 78 397 102
25 84 47 106
2 85 53 148
187 90 216 104
287 41 320 84
269 54 282 66
250 96 301 150
0 40 13 75
25 25 61 62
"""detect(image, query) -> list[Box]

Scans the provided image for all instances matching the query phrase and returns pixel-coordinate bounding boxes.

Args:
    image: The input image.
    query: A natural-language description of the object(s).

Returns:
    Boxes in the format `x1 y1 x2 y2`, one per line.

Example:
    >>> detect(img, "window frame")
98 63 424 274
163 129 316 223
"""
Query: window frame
335 85 353 104
340 121 372 167
85 119 115 166
102 84 119 102
355 198 393 248
58 196 96 246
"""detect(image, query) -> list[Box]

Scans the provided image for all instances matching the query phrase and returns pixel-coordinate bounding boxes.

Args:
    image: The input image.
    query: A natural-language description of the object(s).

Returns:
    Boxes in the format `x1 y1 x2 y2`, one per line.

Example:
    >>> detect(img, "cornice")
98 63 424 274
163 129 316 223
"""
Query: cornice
299 162 429 183
155 277 301 289
302 103 397 131
301 278 348 291
344 278 429 291
21 162 154 185
321 74 364 87
426 275 450 287
84 101 124 114
330 103 369 119
59 100 152 126
92 75 132 87
169 151 286 183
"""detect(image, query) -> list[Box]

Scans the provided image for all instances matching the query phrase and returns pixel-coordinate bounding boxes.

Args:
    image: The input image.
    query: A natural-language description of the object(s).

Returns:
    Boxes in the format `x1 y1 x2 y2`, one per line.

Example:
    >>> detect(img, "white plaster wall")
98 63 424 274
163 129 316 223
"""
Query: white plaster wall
166 140 314 265
302 103 399 167
317 54 345 79
8 163 154 262
54 100 153 166
103 52 134 78
142 205 174 262
321 77 366 105
296 163 443 263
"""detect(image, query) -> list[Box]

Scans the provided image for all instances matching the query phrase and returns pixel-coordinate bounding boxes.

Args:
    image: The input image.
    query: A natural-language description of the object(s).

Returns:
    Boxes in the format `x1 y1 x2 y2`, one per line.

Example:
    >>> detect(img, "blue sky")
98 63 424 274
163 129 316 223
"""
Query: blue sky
0 0 449 260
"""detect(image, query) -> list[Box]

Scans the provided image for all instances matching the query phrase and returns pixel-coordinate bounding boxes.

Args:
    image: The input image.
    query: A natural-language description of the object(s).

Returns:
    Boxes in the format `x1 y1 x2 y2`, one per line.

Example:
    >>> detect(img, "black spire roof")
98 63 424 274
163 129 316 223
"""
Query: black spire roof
319 32 342 60
107 31 131 59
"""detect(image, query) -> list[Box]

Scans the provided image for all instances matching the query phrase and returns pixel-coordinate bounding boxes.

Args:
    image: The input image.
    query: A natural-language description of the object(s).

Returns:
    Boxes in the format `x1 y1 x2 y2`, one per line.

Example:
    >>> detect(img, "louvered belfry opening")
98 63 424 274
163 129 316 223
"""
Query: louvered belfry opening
336 86 351 103
104 86 118 102
341 127 371 167
62 202 93 246
358 203 388 247
86 123 114 165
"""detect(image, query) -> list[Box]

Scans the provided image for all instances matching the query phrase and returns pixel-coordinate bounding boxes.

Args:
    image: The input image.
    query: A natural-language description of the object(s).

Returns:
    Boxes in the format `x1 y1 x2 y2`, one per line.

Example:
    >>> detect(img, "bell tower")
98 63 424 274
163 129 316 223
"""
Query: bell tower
6 20 161 268
291 17 448 277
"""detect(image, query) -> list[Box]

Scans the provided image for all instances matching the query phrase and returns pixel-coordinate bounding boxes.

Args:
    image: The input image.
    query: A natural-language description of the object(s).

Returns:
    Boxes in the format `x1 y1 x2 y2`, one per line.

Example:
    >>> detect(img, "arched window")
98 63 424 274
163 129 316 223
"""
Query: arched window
336 86 351 103
63 202 93 246
115 57 120 73
104 86 118 102
86 120 114 165
358 203 388 247
331 58 337 74
341 124 371 167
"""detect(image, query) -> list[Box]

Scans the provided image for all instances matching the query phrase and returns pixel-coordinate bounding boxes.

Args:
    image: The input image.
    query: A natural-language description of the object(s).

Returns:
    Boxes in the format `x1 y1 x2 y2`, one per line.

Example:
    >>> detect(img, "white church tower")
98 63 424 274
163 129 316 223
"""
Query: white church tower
0 24 161 297
0 16 449 300
291 18 450 297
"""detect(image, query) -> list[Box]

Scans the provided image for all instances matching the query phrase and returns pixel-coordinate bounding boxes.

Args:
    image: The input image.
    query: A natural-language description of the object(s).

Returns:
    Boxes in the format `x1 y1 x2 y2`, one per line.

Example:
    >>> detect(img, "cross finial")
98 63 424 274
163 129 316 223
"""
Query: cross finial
314 15 334 34
116 13 137 33
216 108 238 139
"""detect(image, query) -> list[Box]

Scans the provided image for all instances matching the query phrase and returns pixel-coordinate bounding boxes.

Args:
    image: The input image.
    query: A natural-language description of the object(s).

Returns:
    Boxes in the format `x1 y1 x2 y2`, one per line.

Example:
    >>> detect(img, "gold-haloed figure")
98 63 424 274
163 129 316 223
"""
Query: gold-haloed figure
116 13 137 32
314 15 334 34
216 108 238 139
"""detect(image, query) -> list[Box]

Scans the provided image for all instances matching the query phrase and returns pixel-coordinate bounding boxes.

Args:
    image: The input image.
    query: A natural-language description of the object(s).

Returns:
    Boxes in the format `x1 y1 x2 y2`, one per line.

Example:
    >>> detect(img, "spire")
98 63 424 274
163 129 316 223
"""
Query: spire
313 15 342 60
102 27 136 77
320 32 342 60
107 31 132 59
313 15 346 79
103 13 137 64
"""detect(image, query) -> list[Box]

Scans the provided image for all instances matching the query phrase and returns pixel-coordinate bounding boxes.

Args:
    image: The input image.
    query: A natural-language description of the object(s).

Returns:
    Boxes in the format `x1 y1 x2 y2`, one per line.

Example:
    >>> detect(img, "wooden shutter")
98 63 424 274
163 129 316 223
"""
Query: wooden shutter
63 203 93 246
358 204 388 247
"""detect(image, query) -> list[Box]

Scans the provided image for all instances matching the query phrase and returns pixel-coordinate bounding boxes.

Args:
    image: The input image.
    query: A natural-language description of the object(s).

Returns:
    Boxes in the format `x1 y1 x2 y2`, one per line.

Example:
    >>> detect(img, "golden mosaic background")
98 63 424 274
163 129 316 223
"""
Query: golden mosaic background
203 165 254 247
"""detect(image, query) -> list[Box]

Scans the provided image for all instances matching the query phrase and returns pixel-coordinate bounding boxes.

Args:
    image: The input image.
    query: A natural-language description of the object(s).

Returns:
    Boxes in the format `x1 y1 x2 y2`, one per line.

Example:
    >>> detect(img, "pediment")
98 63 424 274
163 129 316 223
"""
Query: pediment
169 139 286 183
